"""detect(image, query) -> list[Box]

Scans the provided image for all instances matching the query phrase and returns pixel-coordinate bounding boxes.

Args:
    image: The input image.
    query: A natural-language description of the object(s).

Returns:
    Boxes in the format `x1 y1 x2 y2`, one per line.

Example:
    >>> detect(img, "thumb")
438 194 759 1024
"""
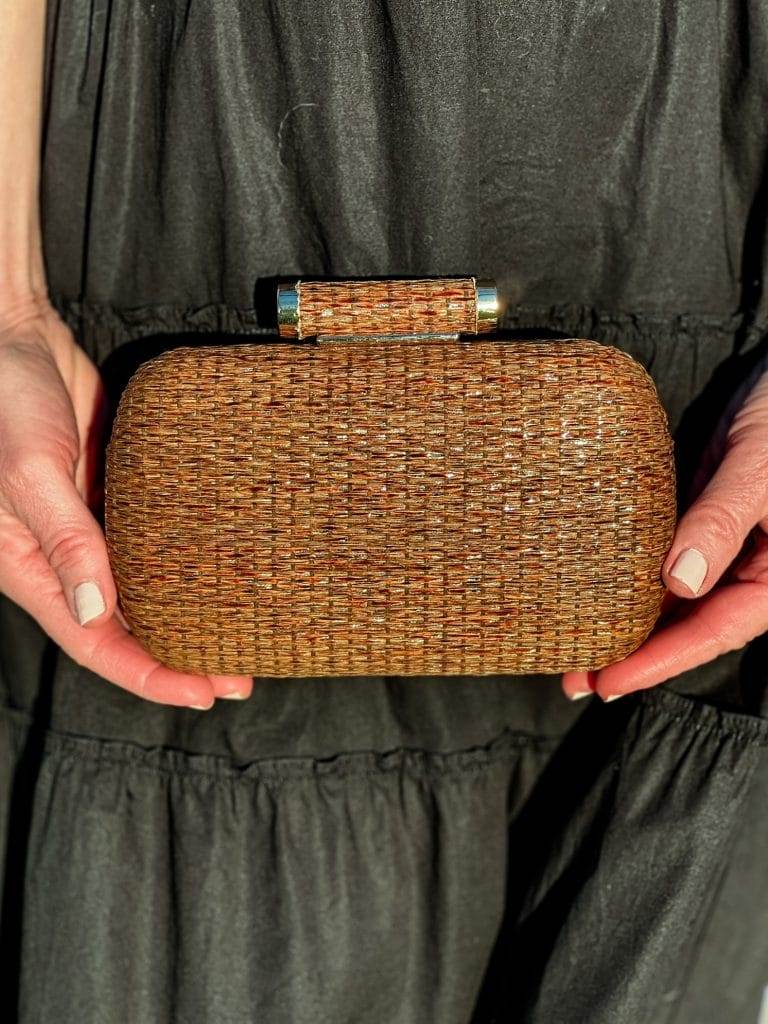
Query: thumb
5 453 117 626
662 433 768 599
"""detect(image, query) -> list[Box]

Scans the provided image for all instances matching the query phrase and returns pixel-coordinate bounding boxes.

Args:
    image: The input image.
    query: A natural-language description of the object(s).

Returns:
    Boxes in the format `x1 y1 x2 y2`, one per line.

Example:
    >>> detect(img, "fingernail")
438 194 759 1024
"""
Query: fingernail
74 580 106 624
569 690 592 701
604 694 624 702
189 703 214 711
220 692 248 700
669 548 708 595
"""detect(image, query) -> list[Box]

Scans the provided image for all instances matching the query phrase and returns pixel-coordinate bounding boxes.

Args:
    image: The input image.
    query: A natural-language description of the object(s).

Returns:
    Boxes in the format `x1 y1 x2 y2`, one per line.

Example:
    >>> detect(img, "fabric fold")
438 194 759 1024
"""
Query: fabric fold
474 687 768 1023
2 687 765 1023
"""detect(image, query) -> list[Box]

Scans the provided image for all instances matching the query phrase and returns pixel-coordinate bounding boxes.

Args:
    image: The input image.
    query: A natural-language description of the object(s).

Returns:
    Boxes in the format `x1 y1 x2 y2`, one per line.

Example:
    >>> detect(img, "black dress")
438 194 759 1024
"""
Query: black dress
2 2 768 1022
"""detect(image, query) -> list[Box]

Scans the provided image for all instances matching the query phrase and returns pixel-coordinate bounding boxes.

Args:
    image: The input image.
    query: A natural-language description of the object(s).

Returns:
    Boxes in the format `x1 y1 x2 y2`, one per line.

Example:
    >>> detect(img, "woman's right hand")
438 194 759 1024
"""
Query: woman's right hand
0 296 254 708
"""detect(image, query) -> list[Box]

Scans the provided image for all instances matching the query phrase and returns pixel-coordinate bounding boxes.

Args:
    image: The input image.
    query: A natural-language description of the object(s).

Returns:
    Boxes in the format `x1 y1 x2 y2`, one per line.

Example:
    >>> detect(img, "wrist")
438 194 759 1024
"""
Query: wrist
0 224 49 326
0 287 53 341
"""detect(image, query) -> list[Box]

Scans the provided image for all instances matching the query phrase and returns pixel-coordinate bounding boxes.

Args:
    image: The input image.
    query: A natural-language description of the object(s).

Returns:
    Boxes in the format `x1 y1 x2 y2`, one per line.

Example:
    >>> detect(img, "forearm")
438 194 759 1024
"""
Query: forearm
0 0 48 324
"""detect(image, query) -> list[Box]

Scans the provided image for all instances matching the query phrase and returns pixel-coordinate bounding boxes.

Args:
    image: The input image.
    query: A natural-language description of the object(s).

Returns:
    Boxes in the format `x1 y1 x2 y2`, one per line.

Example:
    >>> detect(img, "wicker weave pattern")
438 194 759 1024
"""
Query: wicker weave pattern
296 278 484 337
105 339 676 676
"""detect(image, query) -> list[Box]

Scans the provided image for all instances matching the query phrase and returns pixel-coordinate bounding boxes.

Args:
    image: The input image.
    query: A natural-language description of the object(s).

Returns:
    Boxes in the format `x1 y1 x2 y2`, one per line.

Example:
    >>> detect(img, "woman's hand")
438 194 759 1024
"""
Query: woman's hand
562 367 768 702
0 297 254 707
0 4 249 706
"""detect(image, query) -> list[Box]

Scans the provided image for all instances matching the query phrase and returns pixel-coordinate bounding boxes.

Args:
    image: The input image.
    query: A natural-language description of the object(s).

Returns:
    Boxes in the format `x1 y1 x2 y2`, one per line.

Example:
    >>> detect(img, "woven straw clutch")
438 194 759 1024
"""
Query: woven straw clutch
105 277 676 677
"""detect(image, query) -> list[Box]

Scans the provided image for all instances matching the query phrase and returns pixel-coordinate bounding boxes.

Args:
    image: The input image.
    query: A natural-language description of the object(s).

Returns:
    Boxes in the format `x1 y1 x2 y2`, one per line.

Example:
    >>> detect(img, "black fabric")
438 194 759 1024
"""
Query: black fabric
1 1 767 1021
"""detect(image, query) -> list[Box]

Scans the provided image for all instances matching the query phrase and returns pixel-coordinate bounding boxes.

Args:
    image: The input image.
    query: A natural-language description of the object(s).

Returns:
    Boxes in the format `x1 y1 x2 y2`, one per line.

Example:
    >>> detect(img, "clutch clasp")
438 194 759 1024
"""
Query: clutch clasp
276 276 500 342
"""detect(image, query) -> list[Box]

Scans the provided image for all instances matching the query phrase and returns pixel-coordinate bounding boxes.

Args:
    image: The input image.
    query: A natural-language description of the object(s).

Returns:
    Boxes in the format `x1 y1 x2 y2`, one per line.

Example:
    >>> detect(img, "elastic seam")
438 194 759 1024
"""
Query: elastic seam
639 687 768 747
0 707 561 787
50 292 767 342
36 743 542 791
500 304 749 333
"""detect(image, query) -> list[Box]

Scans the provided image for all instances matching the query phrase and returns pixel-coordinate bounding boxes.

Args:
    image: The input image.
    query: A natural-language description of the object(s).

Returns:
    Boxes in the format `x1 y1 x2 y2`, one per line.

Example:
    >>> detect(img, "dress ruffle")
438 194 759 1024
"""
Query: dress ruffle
1 688 765 1023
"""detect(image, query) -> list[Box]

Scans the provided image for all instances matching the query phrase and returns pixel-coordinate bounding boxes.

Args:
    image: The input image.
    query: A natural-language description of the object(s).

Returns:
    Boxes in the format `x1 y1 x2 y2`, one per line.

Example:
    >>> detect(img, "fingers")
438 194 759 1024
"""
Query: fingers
561 589 685 699
663 432 768 600
561 372 768 701
2 451 116 627
0 322 254 707
0 538 217 706
561 670 597 701
0 446 253 706
0 340 115 627
208 674 254 700
0 524 253 705
1 518 252 706
587 579 768 700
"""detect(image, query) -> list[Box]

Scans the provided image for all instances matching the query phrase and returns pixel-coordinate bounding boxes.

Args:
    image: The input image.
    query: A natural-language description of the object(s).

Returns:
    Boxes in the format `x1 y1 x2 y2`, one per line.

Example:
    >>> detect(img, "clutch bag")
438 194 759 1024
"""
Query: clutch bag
105 277 676 676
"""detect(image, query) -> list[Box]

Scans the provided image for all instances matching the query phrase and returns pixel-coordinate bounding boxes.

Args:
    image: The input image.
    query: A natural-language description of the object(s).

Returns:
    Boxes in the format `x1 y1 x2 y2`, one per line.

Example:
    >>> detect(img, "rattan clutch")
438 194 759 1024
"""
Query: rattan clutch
105 277 677 677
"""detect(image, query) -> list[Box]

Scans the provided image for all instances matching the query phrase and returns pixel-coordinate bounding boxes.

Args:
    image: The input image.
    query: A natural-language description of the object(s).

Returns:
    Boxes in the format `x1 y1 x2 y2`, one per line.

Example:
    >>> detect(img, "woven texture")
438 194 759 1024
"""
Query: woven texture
105 339 676 676
294 278 487 337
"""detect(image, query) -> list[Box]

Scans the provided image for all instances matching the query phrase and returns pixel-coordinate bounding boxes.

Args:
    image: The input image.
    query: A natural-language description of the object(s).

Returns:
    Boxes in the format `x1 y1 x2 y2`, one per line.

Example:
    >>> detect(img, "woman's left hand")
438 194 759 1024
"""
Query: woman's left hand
562 368 768 702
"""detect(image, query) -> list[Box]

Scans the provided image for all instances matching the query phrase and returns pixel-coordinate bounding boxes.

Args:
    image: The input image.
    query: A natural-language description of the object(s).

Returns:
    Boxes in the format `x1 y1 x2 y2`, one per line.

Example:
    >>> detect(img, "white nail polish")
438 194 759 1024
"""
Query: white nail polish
604 694 623 702
189 704 213 711
569 690 592 701
220 692 248 700
669 548 708 595
74 580 106 624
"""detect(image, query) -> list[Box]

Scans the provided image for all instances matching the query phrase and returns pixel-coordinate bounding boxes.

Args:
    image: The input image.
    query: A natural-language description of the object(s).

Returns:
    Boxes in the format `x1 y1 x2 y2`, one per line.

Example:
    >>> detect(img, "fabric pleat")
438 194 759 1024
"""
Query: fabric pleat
1 689 765 1023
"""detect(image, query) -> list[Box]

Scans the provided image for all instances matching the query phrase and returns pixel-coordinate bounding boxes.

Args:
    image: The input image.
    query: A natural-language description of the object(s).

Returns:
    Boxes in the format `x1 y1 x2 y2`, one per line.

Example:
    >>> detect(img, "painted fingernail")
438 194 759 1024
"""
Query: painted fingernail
74 580 106 624
669 548 708 595
569 690 592 701
189 703 214 711
220 692 249 700
604 694 624 702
